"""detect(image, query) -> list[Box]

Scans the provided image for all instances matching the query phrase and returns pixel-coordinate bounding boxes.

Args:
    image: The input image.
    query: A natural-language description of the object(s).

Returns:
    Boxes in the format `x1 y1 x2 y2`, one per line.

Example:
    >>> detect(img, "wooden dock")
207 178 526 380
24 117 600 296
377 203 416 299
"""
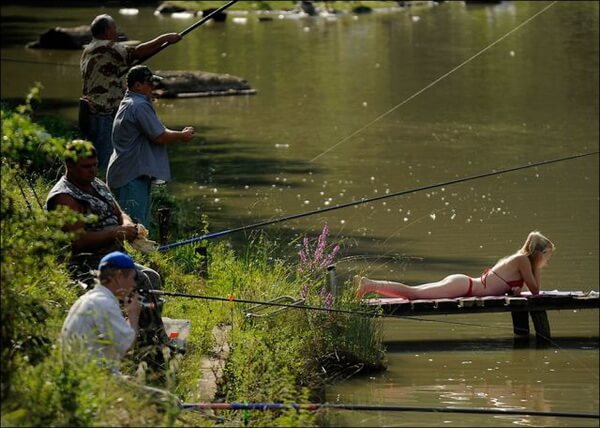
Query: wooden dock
363 290 599 342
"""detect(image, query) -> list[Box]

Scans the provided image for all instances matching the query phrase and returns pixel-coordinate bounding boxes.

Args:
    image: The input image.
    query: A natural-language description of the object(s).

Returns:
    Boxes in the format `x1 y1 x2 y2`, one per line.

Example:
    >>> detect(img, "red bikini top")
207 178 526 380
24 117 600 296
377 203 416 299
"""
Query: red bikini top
481 268 523 289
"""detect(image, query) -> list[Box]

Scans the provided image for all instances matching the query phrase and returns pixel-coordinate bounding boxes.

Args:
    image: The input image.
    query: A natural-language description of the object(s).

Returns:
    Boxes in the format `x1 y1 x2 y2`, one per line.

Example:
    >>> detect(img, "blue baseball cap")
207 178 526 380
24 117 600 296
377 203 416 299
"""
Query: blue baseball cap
98 251 135 270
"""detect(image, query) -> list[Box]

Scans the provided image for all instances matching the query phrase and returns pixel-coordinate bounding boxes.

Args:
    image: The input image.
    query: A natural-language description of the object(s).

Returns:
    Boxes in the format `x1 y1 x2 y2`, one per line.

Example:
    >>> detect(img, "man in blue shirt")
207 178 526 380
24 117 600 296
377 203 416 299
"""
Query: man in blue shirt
107 65 194 226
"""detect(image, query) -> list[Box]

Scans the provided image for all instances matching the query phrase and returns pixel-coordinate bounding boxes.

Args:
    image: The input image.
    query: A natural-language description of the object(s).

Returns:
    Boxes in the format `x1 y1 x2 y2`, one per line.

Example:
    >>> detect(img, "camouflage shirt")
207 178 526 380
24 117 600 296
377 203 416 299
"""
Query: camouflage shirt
81 39 134 113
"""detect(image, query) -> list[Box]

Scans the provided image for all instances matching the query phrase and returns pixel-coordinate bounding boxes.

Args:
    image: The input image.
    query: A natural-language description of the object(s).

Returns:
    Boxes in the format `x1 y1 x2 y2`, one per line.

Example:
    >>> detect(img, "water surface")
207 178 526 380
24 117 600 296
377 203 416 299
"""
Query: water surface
1 2 598 425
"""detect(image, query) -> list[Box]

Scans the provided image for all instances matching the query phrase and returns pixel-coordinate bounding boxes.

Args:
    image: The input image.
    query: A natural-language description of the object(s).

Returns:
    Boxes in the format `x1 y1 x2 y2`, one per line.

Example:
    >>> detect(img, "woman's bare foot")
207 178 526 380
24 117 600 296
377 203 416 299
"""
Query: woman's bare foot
354 275 369 299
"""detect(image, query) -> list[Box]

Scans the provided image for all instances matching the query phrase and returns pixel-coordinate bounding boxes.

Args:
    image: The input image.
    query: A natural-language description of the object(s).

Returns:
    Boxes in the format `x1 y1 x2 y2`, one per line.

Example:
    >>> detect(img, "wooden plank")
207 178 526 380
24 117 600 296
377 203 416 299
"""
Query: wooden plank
366 291 599 317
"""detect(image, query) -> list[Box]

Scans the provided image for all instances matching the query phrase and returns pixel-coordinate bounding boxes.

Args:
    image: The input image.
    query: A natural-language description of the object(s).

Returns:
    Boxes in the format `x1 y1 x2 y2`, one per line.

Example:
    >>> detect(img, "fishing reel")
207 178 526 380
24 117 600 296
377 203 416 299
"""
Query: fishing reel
136 287 164 313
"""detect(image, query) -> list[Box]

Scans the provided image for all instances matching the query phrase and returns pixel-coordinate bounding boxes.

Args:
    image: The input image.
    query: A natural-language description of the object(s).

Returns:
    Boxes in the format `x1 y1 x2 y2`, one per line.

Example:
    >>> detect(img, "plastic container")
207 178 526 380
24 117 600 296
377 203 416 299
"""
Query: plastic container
162 317 191 351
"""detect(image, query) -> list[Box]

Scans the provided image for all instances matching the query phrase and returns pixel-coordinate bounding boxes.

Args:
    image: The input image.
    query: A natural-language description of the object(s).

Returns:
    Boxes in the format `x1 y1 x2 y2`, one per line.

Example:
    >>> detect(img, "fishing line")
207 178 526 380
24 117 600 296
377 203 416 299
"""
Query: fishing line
150 288 600 375
309 1 558 162
525 327 600 380
149 289 520 330
24 175 44 210
179 401 599 419
14 175 34 215
121 376 599 420
358 206 450 274
158 151 598 251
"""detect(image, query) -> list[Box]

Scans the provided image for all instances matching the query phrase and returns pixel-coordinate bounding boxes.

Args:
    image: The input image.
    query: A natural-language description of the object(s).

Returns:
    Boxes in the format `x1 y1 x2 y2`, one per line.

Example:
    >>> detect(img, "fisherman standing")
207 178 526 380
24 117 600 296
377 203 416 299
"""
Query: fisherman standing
107 65 194 227
80 14 182 171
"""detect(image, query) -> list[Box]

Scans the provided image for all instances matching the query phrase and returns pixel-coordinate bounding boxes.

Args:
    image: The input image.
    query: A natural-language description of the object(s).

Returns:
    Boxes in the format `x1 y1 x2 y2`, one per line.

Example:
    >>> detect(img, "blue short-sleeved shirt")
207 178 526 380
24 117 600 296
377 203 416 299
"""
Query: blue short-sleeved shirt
107 91 168 189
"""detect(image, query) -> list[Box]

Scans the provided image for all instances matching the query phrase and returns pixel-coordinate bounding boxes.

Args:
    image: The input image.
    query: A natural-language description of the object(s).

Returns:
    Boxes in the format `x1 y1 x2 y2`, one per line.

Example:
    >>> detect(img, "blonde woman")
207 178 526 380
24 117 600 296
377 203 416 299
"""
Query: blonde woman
355 231 555 299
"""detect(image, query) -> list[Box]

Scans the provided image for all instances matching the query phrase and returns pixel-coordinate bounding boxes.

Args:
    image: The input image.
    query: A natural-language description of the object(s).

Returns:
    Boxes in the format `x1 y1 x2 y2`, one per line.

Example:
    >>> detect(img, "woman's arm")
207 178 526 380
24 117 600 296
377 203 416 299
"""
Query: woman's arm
517 254 541 295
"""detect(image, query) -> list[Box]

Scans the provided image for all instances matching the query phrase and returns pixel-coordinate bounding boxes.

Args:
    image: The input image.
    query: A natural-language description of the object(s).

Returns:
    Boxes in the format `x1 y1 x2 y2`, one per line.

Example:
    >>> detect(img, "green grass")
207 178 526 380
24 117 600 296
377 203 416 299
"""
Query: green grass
1 89 384 426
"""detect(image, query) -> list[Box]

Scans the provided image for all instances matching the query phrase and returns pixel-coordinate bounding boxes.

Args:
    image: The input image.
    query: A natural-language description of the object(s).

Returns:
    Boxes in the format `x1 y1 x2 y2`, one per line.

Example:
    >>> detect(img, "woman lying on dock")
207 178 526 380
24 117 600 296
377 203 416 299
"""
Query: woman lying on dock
355 231 555 300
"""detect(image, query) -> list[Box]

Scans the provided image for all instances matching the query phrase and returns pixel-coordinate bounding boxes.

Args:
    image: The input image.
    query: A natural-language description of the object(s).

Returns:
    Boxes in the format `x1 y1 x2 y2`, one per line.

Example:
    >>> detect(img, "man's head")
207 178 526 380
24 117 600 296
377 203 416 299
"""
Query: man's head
90 14 118 41
64 140 98 186
126 65 162 97
98 251 138 298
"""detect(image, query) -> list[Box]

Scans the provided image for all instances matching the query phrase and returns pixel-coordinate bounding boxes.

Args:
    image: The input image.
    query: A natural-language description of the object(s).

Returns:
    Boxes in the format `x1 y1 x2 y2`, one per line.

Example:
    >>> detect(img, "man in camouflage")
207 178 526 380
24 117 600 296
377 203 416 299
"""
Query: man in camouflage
80 14 181 171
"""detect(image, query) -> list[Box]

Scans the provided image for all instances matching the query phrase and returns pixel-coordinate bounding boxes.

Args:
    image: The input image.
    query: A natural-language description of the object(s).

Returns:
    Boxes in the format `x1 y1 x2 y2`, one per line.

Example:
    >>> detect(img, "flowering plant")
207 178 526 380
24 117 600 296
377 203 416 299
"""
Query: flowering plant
297 224 340 273
296 224 340 309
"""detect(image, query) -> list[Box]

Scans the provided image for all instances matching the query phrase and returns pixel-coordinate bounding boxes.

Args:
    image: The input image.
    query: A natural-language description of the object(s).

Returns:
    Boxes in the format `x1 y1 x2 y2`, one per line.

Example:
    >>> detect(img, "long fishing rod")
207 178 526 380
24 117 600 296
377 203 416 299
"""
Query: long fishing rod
158 150 598 251
180 401 600 419
147 289 508 329
124 0 239 72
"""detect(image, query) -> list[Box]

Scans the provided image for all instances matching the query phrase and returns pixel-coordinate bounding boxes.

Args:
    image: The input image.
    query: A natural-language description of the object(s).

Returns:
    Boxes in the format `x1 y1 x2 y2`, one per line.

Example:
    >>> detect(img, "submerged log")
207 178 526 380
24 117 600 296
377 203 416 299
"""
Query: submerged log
27 26 128 50
154 70 256 98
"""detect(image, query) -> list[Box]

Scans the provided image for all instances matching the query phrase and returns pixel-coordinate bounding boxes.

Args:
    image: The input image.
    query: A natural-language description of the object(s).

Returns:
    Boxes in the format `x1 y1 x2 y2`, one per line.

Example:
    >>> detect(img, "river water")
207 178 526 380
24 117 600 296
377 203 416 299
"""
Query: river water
1 1 598 426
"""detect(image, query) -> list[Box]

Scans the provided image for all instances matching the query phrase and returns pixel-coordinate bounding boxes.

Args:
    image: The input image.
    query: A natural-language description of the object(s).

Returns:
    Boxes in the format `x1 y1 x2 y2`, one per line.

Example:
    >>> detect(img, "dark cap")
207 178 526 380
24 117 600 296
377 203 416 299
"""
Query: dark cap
126 65 163 87
98 251 135 270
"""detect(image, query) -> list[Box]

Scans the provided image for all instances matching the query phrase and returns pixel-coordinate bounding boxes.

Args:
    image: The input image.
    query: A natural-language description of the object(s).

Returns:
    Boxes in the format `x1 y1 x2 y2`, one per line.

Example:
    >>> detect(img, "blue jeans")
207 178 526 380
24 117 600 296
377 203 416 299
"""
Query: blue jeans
88 112 115 171
112 176 151 226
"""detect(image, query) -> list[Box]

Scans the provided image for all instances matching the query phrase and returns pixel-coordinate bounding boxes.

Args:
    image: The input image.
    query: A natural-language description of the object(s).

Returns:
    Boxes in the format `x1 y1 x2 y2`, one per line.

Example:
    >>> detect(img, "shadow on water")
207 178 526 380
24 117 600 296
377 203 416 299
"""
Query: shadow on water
384 336 600 353
170 136 324 188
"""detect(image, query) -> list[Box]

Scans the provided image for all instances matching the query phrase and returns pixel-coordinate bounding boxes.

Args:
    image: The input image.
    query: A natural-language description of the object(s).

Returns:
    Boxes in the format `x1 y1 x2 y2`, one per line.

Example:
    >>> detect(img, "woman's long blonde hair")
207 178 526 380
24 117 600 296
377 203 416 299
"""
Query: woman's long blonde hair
520 231 555 261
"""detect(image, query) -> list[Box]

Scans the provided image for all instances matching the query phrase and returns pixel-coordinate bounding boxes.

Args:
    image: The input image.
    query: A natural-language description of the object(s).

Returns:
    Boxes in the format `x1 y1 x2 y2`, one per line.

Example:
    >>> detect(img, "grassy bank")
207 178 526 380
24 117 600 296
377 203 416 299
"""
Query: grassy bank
1 88 384 426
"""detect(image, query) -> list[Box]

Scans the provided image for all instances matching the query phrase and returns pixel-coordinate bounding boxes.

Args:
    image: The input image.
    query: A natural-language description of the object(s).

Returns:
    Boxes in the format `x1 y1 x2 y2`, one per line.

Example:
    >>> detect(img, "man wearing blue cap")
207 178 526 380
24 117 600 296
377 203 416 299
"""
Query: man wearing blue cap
61 251 141 369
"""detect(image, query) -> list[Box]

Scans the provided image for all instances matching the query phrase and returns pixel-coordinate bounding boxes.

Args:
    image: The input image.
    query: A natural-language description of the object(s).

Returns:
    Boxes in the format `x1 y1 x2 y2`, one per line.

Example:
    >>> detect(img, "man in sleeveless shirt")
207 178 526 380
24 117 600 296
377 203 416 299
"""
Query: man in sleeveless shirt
80 14 182 171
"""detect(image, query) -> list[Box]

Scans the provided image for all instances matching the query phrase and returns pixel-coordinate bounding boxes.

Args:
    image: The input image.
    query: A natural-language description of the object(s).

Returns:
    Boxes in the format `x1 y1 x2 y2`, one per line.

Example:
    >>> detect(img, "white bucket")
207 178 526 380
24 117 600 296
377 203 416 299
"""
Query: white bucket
162 317 191 351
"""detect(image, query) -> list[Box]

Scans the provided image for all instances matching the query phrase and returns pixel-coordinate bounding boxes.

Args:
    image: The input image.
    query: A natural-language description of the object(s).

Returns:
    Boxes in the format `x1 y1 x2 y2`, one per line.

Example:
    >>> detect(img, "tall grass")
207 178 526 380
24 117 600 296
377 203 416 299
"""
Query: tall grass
1 88 385 426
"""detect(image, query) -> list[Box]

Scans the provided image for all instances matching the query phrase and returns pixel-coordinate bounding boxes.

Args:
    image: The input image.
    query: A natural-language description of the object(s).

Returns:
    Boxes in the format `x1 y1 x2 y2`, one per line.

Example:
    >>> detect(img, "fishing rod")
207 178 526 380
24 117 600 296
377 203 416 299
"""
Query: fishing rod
124 0 239 72
180 401 600 419
149 289 378 317
147 289 505 329
158 150 599 251
4 1 239 73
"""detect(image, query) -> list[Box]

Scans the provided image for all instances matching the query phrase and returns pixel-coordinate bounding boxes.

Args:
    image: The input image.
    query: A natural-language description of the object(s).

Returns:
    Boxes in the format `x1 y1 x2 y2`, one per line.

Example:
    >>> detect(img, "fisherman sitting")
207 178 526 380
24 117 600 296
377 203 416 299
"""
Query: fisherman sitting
46 140 169 357
60 251 141 372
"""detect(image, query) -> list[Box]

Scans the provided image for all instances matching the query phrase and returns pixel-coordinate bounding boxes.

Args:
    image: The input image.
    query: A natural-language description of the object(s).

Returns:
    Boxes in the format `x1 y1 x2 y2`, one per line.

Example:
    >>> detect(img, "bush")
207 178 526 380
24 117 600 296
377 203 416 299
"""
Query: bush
1 88 180 425
1 87 385 426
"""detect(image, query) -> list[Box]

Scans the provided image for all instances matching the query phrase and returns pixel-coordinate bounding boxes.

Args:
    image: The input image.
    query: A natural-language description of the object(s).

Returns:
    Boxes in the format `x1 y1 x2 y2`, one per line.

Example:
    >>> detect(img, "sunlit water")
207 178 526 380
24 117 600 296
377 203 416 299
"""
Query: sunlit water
1 1 598 426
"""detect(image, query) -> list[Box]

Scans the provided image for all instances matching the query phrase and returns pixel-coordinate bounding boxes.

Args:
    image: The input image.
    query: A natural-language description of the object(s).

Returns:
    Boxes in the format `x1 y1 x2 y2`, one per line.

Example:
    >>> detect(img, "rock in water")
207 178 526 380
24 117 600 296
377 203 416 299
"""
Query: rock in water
154 70 256 98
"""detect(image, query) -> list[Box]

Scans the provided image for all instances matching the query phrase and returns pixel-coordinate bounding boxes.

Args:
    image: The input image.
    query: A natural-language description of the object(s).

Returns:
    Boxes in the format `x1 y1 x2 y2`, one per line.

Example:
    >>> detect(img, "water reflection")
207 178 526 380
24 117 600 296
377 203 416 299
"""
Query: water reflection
1 2 598 425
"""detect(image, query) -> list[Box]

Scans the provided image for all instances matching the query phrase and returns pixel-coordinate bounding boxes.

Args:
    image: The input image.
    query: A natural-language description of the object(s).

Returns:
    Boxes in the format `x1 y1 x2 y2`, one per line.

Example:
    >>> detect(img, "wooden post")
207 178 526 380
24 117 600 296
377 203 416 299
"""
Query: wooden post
530 310 551 344
157 208 170 245
327 264 337 297
511 311 530 336
196 246 209 280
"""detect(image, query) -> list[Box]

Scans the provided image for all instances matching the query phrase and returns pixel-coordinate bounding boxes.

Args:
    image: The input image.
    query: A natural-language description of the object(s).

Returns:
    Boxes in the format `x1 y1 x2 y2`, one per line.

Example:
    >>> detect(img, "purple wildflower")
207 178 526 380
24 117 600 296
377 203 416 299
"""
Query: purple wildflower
319 287 327 299
320 244 340 268
297 223 340 273
313 224 329 266
299 283 310 299
324 292 334 310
